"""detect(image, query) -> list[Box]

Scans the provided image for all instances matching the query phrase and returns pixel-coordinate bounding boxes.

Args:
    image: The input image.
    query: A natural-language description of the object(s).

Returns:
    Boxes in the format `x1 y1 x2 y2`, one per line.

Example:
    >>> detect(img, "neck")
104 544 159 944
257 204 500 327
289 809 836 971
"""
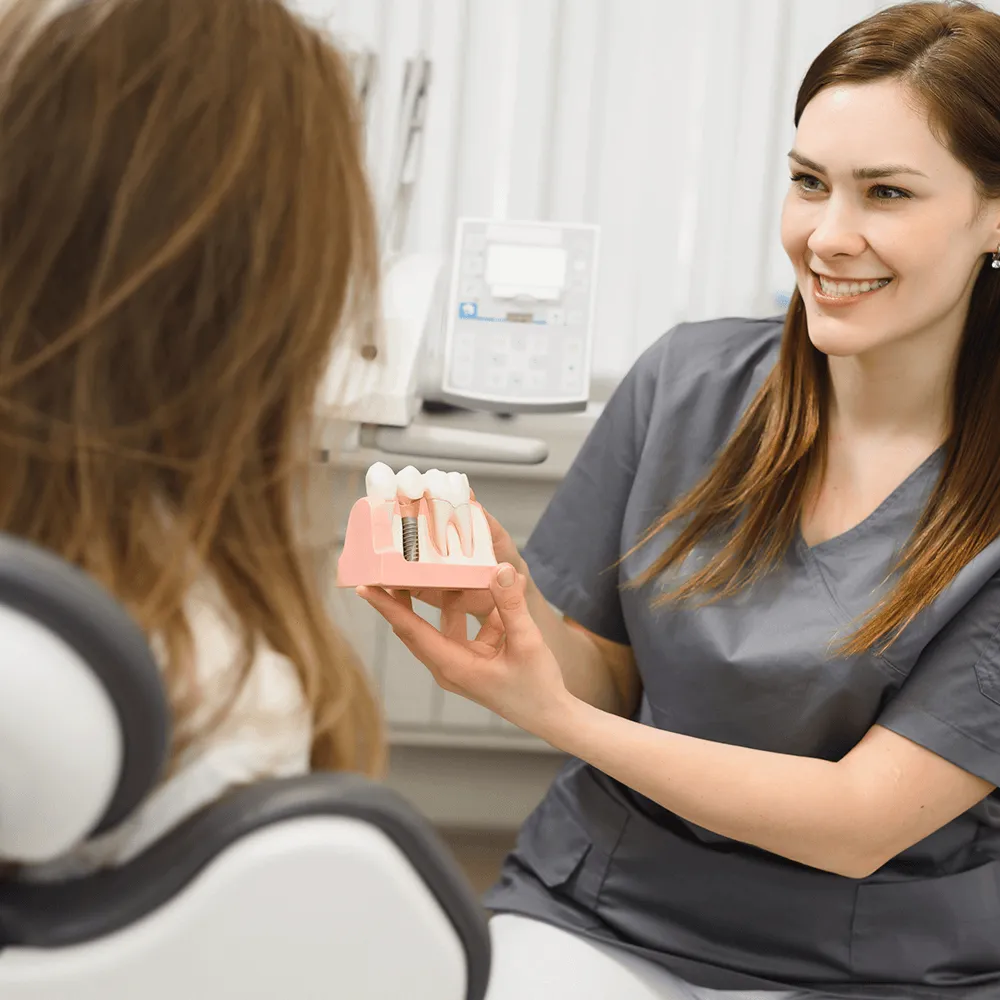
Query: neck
824 330 956 447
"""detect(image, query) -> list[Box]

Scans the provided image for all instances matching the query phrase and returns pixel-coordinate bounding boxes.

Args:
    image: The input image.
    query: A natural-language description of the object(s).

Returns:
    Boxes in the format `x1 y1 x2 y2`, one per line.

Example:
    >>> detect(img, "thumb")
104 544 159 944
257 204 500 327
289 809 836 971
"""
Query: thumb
490 563 540 649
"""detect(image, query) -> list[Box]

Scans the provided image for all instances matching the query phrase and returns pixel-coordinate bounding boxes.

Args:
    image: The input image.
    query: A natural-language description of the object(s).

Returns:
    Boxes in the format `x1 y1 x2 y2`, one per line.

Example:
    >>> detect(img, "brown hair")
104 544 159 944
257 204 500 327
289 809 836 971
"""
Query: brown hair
629 0 1000 656
0 0 384 773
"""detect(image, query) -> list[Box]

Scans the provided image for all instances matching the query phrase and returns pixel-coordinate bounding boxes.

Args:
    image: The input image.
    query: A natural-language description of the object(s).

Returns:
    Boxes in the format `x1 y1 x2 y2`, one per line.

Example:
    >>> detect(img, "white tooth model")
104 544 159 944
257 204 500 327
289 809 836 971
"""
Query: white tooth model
337 462 499 589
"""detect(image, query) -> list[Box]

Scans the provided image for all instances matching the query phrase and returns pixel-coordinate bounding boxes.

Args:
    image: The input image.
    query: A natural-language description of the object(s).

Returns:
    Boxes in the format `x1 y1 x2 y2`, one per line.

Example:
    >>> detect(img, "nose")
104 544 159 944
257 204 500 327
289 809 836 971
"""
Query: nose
806 197 868 260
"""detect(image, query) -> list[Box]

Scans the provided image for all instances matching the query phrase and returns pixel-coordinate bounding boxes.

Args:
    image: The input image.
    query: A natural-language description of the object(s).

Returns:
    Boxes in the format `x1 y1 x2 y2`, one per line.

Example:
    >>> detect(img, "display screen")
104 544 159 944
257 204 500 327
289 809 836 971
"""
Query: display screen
485 244 567 290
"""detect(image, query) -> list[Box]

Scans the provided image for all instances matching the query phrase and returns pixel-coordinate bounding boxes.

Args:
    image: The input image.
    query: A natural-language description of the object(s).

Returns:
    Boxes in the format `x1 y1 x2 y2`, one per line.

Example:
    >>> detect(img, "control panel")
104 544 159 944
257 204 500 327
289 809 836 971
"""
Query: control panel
439 218 600 413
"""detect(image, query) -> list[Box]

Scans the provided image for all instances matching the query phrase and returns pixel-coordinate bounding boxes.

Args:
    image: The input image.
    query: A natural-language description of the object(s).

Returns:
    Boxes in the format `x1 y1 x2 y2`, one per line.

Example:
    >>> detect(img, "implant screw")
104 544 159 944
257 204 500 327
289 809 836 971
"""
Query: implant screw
402 517 420 561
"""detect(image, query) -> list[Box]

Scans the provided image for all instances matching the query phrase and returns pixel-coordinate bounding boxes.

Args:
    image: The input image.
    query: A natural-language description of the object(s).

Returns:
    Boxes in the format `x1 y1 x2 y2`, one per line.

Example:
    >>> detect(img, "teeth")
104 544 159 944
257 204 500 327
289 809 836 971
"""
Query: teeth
362 464 485 563
817 275 892 298
395 465 425 500
365 462 397 501
447 471 473 557
423 469 452 555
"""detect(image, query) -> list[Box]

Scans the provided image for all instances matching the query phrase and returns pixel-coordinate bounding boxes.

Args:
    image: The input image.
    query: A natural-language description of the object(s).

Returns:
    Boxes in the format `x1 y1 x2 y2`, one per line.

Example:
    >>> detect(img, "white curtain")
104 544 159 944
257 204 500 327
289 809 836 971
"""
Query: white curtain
293 0 996 377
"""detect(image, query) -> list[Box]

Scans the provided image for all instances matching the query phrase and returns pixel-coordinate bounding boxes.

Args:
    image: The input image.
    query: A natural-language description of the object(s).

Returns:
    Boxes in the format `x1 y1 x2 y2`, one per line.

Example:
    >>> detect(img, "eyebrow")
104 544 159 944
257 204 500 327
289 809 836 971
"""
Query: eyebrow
787 149 928 180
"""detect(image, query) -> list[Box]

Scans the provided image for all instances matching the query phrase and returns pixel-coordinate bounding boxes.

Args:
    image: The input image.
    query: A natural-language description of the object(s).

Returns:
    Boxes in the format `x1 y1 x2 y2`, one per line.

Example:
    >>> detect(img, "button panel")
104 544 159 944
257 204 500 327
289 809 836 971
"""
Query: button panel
445 219 597 403
446 322 590 400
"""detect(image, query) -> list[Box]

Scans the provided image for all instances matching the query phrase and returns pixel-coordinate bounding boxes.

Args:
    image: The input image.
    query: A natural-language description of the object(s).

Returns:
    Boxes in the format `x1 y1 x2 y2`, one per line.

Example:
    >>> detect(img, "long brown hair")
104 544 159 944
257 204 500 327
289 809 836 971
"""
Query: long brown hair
0 0 385 774
630 0 1000 657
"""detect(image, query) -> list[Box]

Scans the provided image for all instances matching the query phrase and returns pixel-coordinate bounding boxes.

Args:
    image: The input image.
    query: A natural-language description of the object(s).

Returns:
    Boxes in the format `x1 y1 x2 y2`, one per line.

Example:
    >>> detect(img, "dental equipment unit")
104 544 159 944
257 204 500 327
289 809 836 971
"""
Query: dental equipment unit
316 52 601 469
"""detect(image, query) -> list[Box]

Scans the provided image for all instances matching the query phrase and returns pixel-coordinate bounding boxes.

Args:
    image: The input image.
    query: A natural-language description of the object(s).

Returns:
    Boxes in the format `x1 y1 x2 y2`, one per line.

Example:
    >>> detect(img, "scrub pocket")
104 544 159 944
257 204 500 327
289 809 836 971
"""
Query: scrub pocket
852 861 1000 983
512 766 629 910
597 804 857 984
973 624 1000 706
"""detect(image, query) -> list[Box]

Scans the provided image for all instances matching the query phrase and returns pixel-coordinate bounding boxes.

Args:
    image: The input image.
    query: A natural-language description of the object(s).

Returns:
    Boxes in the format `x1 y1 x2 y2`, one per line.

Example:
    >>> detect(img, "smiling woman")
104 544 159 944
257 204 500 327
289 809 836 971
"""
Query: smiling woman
361 2 1000 999
782 81 991 360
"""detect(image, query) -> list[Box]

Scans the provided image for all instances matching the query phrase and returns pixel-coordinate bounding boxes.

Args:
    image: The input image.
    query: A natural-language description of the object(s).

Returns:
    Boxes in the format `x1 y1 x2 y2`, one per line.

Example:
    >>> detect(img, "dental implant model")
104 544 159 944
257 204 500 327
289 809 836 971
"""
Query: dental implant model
336 462 499 589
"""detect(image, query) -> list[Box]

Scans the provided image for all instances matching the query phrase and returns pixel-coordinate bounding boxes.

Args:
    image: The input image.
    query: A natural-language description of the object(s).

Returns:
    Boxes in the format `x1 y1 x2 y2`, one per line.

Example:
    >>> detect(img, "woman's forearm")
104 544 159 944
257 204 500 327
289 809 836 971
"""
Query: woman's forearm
542 698 877 878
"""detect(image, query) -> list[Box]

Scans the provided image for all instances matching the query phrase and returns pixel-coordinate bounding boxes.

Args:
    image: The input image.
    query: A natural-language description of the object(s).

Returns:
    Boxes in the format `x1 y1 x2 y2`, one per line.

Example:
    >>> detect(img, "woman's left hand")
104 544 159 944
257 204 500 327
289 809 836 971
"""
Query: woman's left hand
357 563 574 738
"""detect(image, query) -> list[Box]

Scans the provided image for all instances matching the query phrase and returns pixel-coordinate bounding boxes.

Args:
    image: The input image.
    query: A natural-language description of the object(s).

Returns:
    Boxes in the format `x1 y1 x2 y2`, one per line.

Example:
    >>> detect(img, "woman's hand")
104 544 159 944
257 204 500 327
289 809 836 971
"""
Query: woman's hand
358 563 575 738
388 509 526 623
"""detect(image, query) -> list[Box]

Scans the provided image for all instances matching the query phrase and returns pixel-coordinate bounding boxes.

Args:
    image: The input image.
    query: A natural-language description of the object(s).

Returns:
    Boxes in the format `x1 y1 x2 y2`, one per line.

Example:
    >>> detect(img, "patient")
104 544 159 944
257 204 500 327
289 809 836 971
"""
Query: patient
0 0 384 876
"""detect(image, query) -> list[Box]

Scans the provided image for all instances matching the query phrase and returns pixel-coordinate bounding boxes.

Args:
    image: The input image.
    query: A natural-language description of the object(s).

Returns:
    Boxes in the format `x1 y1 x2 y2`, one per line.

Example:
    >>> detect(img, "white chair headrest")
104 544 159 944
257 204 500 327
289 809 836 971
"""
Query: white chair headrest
0 536 169 862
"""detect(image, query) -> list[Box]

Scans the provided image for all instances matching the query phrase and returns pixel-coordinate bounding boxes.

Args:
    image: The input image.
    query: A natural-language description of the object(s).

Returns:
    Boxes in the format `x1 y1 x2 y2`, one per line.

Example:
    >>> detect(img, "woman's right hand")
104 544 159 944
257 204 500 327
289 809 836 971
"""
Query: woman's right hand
381 506 637 718
392 509 526 623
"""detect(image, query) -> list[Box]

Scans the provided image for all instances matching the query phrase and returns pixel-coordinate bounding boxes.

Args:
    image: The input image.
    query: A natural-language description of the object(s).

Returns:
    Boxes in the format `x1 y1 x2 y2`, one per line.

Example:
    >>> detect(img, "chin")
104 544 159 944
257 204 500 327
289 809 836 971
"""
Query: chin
803 312 882 359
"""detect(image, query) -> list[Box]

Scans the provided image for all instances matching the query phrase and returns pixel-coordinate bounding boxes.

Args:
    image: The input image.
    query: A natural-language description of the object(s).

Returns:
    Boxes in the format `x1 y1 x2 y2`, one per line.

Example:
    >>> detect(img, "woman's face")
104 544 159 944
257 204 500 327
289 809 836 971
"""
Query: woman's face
781 78 1000 361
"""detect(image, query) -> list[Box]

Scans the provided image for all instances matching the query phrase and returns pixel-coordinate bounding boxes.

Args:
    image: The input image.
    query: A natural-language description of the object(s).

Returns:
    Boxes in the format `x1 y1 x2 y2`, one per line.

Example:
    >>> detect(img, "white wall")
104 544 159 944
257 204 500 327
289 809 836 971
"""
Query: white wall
294 0 1000 380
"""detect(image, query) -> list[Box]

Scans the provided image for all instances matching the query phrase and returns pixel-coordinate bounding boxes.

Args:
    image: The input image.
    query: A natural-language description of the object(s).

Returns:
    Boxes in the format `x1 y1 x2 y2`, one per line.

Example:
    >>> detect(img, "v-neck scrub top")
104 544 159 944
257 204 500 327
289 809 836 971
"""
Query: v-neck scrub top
482 316 1000 999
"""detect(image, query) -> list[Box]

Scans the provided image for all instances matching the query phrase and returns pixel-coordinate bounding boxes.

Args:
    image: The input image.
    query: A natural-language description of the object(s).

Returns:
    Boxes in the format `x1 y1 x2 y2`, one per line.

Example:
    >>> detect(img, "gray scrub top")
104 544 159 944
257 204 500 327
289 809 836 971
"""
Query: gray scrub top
482 316 1000 999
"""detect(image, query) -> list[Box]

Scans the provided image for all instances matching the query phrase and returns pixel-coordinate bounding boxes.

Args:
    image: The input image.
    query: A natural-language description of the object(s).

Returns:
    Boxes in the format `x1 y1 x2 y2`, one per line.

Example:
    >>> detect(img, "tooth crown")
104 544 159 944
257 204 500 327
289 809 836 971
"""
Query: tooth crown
337 462 499 589
364 461 397 501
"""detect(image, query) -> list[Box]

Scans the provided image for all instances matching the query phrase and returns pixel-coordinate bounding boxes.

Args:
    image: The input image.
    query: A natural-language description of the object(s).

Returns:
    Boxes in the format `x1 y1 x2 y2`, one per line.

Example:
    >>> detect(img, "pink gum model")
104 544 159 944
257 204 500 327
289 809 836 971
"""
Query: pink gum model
336 495 497 589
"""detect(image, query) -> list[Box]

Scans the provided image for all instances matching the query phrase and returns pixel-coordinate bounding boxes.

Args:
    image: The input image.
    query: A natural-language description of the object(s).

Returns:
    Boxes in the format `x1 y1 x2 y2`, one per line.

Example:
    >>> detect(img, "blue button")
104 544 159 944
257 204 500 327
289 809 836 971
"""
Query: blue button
459 302 478 318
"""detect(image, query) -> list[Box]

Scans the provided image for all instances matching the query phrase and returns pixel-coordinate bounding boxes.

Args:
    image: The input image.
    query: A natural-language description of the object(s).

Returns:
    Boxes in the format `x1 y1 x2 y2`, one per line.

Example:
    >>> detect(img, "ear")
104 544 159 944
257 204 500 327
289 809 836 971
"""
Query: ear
980 200 1000 255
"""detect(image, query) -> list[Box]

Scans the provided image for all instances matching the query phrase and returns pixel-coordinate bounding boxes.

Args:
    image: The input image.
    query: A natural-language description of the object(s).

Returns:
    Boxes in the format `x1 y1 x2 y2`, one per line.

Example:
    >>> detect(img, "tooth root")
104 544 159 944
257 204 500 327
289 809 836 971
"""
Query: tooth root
444 471 473 557
421 470 451 556
454 504 474 557
431 499 454 556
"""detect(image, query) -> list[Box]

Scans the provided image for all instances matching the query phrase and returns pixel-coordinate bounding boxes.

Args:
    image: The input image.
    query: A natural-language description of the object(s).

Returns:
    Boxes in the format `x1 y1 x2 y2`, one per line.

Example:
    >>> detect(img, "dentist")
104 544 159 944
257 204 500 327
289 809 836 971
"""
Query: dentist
361 3 1000 998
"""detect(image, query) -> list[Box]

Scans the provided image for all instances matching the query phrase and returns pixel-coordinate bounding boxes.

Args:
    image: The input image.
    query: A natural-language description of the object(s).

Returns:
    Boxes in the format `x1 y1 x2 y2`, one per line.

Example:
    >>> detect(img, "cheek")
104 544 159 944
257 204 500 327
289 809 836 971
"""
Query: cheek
780 196 809 258
870 210 967 281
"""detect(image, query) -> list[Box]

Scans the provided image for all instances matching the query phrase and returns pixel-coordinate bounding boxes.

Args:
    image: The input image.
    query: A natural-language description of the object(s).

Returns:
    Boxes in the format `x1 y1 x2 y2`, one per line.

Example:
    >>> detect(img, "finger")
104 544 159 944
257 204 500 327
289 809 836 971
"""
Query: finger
406 589 455 612
358 585 479 677
475 609 506 650
356 586 410 614
439 591 469 643
488 565 542 651
391 589 413 612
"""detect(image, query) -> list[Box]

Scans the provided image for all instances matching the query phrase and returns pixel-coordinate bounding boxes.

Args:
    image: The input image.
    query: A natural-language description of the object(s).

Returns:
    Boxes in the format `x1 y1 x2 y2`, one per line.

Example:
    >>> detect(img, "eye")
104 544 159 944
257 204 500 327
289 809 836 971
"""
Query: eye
790 172 825 193
871 184 911 201
789 173 913 203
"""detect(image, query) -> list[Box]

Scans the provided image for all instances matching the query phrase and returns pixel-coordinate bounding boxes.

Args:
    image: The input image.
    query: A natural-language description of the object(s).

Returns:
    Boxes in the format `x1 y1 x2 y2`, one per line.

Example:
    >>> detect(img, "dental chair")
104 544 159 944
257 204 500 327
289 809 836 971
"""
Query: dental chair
0 534 491 1000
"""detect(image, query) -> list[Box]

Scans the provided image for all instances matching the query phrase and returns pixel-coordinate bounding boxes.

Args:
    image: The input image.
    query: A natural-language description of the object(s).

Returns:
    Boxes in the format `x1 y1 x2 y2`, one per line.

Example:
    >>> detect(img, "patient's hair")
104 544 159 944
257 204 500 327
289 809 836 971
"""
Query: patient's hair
629 0 1000 656
0 0 384 773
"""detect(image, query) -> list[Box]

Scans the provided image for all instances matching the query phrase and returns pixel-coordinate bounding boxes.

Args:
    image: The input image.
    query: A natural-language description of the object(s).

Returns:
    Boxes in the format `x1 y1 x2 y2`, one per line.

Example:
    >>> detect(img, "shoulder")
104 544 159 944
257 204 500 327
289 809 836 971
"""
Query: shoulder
628 315 783 467
892 536 1000 672
185 578 311 733
640 313 784 388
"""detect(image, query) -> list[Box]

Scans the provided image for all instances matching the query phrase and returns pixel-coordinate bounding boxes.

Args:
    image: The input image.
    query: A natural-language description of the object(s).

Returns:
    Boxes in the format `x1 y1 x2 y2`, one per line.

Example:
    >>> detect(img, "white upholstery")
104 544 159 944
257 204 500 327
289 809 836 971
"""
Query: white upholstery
1 818 471 1000
0 604 122 862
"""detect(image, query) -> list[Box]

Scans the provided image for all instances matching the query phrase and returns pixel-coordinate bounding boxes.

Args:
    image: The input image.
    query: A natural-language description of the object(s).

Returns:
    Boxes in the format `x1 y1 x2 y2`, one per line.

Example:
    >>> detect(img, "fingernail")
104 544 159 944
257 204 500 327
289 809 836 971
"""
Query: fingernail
497 564 515 588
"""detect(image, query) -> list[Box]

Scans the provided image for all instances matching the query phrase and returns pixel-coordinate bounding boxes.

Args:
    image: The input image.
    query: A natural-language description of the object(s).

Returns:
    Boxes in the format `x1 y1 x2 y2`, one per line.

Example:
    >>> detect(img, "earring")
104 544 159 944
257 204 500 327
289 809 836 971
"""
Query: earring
993 247 1000 269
